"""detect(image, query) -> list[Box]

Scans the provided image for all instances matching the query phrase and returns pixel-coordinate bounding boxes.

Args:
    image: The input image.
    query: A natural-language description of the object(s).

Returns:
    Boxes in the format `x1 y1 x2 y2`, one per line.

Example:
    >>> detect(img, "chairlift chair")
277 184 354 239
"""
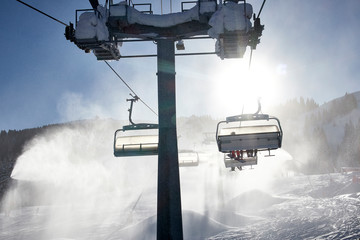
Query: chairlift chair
216 104 283 170
178 150 200 167
113 95 159 157
114 124 158 157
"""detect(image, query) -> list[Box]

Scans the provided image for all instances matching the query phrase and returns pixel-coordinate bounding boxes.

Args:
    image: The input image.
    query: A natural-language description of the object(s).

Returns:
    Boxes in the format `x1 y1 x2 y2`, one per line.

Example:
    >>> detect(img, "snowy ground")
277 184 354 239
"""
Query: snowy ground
1 134 360 239
210 174 360 240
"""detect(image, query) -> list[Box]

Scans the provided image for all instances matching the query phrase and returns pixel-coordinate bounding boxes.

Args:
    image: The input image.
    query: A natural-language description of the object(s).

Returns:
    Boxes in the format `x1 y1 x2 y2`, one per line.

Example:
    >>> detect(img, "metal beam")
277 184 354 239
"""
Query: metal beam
156 39 183 240
115 51 217 58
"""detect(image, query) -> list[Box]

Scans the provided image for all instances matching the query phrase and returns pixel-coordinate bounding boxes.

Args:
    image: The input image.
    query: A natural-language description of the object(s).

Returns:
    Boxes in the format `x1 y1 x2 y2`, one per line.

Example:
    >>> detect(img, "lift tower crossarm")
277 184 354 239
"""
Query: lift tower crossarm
66 0 264 60
107 19 211 39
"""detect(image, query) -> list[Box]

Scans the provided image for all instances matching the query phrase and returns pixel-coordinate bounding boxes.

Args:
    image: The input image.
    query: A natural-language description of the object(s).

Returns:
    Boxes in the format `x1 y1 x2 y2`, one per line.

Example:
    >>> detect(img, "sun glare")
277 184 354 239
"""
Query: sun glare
209 59 283 116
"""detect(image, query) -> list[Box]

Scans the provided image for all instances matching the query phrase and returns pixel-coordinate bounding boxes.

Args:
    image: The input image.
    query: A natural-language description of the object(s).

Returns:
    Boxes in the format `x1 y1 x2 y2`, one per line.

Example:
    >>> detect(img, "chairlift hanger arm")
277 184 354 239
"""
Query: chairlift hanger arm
119 94 158 132
255 97 262 114
271 116 283 138
127 97 136 125
215 120 227 149
126 94 140 125
226 98 265 122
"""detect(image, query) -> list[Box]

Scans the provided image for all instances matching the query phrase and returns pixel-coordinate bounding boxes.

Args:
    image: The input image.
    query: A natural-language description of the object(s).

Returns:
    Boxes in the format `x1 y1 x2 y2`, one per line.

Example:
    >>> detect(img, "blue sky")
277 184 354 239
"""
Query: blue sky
1 0 360 130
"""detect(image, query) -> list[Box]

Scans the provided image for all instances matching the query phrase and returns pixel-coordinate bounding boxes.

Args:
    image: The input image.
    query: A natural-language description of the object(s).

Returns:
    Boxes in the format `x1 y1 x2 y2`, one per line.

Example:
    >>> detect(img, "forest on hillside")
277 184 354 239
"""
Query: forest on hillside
0 124 70 179
0 128 43 182
0 127 46 199
272 93 360 173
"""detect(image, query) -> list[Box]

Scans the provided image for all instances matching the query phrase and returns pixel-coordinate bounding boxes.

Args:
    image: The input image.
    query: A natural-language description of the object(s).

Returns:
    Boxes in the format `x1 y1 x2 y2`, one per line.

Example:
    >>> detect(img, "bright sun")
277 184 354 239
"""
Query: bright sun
209 58 283 116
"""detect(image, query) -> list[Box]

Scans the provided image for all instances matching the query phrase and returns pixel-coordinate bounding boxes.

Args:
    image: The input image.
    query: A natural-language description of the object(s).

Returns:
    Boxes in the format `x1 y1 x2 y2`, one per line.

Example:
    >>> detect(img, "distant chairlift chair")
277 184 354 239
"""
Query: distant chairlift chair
113 95 159 157
216 104 283 171
178 150 200 167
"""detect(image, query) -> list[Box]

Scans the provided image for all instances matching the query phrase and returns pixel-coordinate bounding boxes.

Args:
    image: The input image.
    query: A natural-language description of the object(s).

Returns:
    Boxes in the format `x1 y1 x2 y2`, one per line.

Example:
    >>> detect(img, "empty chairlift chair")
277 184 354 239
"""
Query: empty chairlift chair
113 95 159 157
216 113 283 170
114 123 159 157
178 150 200 167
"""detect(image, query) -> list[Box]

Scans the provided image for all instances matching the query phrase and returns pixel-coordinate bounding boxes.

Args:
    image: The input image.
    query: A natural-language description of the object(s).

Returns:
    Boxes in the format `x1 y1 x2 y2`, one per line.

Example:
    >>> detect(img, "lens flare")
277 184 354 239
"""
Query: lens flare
208 59 283 117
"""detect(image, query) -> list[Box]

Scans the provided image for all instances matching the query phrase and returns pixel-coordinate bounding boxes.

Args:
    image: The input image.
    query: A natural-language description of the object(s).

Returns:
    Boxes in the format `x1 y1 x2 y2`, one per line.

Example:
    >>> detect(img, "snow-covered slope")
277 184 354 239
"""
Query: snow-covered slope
310 91 360 148
1 172 360 239
210 174 360 240
276 91 360 173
